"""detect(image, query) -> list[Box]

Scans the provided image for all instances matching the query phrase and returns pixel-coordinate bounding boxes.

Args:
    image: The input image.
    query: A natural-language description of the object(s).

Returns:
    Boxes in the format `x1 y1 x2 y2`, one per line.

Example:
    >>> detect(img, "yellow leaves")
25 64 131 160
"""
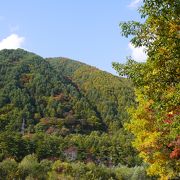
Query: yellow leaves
139 150 174 179
135 89 154 107
165 87 175 98
153 152 167 162
144 132 161 147
133 131 161 153
158 47 167 54
147 159 175 180
169 23 180 38
148 165 169 180
135 150 175 179
139 151 149 162
144 85 150 91
148 162 164 176
152 69 159 75
147 99 154 106
125 93 180 178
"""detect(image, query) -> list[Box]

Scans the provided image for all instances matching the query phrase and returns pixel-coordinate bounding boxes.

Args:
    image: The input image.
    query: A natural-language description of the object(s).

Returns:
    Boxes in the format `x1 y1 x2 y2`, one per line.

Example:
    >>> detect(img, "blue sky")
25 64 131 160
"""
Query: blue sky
0 0 145 74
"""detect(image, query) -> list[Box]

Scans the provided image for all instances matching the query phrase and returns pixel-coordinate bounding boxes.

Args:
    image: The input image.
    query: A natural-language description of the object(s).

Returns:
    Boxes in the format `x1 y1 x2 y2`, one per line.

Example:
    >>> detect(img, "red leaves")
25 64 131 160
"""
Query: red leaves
170 148 180 159
164 119 172 124
169 136 180 159
167 113 173 118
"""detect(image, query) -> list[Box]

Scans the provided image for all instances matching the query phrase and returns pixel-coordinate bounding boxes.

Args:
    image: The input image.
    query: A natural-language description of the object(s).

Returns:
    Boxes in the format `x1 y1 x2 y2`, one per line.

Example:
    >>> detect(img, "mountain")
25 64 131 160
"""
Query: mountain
48 57 135 130
0 49 134 135
0 49 147 179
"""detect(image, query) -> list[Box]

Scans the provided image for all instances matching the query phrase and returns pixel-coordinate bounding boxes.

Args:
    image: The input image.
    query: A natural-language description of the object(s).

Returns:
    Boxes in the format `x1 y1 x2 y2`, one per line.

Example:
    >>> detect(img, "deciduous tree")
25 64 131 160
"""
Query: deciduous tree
113 0 180 179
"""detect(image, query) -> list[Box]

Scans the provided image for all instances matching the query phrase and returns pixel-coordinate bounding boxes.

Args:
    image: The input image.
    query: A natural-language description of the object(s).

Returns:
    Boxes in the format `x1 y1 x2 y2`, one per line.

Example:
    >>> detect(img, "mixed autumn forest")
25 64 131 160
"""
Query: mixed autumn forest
0 0 179 180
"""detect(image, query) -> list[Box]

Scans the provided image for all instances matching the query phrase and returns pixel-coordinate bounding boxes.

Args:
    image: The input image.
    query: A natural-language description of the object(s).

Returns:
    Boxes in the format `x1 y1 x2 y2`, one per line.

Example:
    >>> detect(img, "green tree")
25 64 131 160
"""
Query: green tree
48 160 73 180
18 154 52 179
113 0 180 179
0 132 28 161
0 159 18 180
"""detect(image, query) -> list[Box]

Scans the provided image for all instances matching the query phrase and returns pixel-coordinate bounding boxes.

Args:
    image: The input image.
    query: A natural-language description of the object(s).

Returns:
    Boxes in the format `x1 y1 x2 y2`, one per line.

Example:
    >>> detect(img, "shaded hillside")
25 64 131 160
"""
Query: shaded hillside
0 49 107 135
0 48 135 135
48 57 135 131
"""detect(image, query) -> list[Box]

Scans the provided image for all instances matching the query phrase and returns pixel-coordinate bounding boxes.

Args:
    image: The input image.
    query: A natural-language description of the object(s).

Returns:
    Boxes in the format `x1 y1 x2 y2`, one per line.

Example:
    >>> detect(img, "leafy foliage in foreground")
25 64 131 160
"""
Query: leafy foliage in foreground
113 0 180 179
0 154 151 180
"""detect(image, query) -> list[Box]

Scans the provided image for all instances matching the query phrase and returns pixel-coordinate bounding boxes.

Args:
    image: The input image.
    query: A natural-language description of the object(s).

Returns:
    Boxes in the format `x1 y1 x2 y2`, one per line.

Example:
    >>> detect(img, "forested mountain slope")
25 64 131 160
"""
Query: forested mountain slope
0 49 148 179
48 57 135 131
0 49 135 134
0 49 105 134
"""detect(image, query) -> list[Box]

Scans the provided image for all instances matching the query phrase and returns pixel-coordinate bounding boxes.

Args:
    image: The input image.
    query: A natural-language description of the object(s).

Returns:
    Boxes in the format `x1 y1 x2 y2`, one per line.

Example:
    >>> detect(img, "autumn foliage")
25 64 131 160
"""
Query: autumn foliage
113 0 180 179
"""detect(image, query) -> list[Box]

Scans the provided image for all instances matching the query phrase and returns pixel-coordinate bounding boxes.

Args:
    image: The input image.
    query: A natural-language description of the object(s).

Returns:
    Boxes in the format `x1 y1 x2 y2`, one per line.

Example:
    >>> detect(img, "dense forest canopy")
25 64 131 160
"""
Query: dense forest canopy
0 49 149 179
0 49 135 135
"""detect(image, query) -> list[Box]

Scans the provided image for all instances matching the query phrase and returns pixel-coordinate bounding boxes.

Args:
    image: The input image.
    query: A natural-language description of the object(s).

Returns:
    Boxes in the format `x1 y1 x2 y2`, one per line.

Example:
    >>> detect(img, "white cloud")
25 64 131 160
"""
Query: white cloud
128 0 142 8
128 42 147 62
0 34 25 50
